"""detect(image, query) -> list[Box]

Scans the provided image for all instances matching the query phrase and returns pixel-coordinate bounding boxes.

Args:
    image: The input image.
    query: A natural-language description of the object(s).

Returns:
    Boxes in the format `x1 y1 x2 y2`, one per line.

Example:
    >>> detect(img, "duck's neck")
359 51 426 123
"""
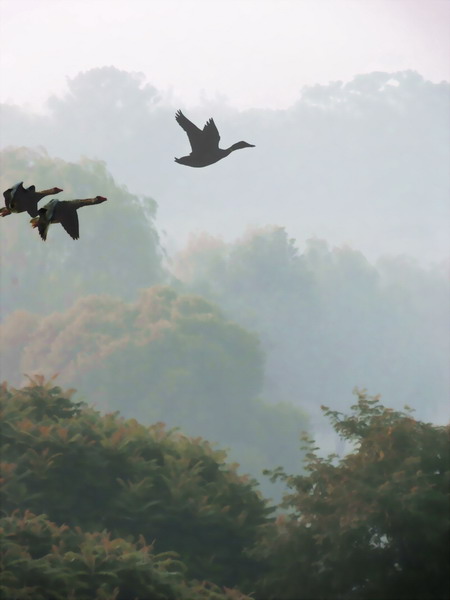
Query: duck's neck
36 187 62 199
225 141 252 154
224 143 241 155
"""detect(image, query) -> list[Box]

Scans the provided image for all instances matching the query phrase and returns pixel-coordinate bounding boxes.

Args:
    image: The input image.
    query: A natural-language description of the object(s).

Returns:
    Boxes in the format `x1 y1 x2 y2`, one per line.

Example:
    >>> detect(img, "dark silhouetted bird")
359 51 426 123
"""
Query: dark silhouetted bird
30 196 107 241
1 182 63 217
174 110 255 167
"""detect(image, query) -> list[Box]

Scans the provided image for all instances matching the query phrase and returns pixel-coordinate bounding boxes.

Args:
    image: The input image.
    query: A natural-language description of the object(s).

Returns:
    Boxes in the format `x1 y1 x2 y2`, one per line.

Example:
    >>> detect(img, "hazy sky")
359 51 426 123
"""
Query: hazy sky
1 0 449 111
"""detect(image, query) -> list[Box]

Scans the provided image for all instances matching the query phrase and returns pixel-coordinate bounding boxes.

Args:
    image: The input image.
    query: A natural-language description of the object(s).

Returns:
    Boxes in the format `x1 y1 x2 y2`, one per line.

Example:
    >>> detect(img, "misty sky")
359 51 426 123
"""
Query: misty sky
1 0 449 111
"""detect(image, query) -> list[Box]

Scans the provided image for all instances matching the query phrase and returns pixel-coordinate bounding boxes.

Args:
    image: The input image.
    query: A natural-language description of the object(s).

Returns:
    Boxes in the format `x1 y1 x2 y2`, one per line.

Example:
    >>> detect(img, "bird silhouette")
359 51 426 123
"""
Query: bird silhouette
174 110 254 167
30 196 107 241
1 182 63 217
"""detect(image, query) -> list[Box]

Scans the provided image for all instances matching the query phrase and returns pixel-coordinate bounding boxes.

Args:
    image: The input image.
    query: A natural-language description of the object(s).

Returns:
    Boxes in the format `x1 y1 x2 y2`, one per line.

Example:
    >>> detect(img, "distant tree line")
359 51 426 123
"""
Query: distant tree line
173 226 449 426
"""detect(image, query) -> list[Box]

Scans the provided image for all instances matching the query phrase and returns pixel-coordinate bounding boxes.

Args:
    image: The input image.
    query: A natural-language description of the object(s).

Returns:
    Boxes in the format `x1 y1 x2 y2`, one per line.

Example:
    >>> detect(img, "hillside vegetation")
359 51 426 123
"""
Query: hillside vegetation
1 378 448 599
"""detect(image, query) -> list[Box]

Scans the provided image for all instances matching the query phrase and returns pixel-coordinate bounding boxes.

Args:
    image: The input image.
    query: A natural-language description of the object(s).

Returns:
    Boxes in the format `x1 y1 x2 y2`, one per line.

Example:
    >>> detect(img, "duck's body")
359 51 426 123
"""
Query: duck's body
1 182 63 217
30 196 107 241
174 110 254 167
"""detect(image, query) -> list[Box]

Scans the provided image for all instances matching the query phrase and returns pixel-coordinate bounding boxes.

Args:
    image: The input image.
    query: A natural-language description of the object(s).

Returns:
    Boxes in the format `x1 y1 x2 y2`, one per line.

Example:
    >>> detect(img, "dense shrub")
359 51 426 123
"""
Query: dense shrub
0 510 251 600
252 392 450 600
0 376 272 589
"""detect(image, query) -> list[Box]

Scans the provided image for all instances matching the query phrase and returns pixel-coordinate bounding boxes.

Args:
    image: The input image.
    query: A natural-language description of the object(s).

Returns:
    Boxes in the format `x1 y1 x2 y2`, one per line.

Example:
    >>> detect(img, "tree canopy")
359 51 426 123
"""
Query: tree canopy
252 391 450 600
1 379 448 599
0 376 271 593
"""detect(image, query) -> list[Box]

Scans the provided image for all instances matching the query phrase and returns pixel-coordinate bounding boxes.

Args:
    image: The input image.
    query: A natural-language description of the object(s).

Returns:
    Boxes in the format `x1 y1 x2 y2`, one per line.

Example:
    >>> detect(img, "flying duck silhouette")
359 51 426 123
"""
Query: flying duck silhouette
174 110 255 167
1 182 63 217
30 196 107 241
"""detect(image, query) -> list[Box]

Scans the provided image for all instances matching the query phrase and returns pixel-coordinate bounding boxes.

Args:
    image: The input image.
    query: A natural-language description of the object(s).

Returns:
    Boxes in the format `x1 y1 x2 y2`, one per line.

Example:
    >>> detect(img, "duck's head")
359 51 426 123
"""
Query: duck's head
230 141 255 151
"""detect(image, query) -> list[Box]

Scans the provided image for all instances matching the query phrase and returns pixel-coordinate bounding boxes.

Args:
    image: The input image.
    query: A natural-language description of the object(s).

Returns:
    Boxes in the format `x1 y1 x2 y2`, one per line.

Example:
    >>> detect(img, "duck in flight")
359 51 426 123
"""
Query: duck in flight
174 110 255 167
30 196 107 241
1 182 63 217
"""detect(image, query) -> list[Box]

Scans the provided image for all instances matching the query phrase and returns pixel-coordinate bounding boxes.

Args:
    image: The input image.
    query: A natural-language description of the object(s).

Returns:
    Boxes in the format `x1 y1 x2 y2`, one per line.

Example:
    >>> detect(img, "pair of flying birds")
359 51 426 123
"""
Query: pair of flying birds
1 111 255 240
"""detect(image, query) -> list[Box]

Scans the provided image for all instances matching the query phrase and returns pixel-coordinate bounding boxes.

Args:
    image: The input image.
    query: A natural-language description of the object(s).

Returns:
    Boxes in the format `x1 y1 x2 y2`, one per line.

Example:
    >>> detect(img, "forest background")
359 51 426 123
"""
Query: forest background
1 67 449 498
1 0 449 596
0 27 449 600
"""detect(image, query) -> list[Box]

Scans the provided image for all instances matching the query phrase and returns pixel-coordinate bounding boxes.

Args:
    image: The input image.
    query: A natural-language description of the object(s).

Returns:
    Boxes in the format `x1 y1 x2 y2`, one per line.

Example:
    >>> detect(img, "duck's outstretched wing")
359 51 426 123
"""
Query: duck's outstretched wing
3 182 24 203
37 219 51 241
2 182 25 214
56 197 106 240
175 110 203 151
203 118 220 148
56 202 80 240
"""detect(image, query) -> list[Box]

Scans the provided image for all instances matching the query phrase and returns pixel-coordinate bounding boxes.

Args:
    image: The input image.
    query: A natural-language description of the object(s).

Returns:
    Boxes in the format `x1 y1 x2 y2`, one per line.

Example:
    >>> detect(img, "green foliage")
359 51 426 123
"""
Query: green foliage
1 286 308 495
1 379 447 598
0 510 251 600
252 391 450 599
0 376 272 589
0 146 166 316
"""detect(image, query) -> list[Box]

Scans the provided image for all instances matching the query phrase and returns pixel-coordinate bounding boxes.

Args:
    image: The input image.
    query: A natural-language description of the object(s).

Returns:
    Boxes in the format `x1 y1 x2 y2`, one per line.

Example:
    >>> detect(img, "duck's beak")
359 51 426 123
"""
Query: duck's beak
0 207 11 217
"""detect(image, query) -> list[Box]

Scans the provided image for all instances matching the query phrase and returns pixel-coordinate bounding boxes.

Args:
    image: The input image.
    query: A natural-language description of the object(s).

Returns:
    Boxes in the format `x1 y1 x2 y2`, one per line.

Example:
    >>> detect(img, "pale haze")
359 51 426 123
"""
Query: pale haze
1 0 449 111
0 0 449 484
0 1 449 592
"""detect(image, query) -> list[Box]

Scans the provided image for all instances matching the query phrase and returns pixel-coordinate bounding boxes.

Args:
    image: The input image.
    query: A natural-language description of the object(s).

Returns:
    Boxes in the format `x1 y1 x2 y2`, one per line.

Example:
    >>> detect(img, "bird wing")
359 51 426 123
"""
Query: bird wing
37 220 50 241
3 188 12 207
3 182 24 207
2 182 41 216
56 197 106 239
203 118 220 148
25 203 40 217
55 202 80 240
10 182 25 197
175 110 203 151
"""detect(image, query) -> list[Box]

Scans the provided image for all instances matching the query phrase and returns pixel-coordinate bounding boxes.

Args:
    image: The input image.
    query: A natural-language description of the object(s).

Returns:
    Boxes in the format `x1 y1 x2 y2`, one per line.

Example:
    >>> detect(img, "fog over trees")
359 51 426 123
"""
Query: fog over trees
1 67 449 262
173 227 449 428
1 66 449 597
1 68 449 448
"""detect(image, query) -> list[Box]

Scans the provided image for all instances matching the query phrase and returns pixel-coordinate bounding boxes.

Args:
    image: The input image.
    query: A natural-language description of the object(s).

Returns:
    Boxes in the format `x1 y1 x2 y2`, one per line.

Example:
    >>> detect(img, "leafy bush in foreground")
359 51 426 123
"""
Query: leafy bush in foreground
0 510 250 600
252 391 450 600
0 376 272 590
